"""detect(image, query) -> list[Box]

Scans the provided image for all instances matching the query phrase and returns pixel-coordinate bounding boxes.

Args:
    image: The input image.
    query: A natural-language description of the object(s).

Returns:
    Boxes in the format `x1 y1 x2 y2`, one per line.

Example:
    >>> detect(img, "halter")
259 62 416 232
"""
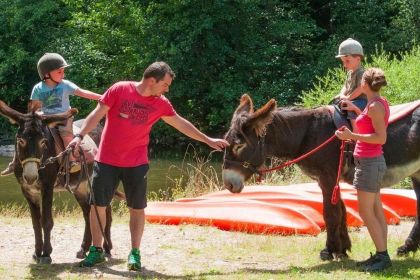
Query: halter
223 127 349 205
20 157 41 165
223 134 266 177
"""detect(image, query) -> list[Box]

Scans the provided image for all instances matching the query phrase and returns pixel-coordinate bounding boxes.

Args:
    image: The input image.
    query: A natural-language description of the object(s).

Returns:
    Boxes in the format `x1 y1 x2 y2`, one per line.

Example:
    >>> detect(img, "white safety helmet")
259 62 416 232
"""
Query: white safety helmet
336 38 364 58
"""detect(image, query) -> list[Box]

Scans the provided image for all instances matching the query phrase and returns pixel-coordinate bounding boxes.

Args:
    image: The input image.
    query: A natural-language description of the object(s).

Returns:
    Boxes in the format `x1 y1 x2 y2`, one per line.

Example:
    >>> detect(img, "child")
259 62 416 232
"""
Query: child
1 53 101 176
335 38 367 132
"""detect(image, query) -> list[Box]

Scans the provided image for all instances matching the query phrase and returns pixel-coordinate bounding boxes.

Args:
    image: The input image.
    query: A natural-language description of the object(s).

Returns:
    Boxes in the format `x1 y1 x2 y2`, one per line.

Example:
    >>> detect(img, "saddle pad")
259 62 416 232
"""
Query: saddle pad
329 100 420 129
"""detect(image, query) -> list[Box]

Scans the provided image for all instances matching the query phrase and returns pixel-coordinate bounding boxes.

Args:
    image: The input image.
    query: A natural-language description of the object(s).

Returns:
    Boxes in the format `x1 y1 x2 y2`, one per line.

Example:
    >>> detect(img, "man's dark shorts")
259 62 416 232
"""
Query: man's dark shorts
353 155 387 193
90 161 149 209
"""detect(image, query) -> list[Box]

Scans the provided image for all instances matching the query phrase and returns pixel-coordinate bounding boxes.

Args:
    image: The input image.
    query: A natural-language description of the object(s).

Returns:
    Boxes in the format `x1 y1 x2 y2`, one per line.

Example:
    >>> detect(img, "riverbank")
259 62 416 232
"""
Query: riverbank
1 216 419 279
0 145 13 157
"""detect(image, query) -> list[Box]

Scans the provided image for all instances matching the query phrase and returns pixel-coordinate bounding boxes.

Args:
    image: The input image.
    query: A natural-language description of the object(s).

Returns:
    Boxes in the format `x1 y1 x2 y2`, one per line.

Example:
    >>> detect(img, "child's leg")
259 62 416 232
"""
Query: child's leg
58 118 76 160
58 118 81 173
347 98 367 131
1 153 16 176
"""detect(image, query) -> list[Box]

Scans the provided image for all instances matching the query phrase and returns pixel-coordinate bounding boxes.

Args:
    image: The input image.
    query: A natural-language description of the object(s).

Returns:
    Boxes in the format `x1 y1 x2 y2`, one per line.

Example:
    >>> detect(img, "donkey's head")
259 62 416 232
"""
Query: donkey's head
0 100 77 185
223 94 276 193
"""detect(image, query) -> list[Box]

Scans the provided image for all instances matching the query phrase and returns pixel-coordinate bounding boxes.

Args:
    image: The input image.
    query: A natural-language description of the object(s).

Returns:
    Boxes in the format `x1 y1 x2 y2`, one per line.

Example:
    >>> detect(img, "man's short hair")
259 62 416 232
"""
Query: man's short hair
143 61 175 82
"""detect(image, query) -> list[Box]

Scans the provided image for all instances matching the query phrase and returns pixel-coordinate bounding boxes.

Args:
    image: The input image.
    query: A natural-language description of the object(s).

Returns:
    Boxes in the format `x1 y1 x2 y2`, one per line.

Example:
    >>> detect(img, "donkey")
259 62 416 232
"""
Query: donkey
223 94 420 260
0 100 116 264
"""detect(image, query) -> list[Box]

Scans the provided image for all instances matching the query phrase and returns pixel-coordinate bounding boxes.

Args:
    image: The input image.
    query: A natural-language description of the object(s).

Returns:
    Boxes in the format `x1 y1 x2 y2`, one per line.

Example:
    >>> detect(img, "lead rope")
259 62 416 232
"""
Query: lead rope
77 145 110 249
257 126 349 205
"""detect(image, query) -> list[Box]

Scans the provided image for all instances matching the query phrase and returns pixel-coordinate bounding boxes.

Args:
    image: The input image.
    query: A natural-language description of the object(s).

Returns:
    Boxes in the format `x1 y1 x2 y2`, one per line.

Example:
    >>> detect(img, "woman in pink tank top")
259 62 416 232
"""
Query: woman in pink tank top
335 68 391 272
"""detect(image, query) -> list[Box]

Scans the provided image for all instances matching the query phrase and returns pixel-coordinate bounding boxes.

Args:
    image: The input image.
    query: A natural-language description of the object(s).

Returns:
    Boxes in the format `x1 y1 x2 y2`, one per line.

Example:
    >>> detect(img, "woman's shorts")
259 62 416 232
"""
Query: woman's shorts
353 155 387 193
90 161 149 209
347 98 367 120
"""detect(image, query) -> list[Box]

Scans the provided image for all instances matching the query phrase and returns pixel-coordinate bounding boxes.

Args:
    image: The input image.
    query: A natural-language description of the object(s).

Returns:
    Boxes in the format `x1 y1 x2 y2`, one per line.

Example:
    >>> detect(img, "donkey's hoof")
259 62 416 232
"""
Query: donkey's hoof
320 248 333 261
76 249 87 259
397 242 418 256
104 252 112 258
38 256 52 264
32 253 40 263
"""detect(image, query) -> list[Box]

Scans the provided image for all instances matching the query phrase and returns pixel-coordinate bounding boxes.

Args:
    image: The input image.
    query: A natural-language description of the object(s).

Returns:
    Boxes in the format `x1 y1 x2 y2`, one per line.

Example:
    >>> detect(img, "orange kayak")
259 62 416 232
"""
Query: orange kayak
146 200 321 235
177 195 363 228
147 183 415 235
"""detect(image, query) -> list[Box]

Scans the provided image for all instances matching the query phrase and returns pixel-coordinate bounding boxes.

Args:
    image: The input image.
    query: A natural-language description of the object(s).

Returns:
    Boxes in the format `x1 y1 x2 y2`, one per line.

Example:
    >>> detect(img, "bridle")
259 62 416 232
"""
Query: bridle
20 157 42 166
223 134 266 177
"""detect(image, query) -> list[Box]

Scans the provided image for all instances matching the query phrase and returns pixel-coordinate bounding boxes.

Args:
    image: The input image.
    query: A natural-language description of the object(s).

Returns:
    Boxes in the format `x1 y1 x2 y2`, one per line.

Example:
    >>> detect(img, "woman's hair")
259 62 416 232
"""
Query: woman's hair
362 67 387 92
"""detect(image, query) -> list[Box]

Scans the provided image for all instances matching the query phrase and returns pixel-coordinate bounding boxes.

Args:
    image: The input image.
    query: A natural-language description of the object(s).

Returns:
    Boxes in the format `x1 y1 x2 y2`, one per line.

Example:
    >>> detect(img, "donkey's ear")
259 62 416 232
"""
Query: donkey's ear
28 100 42 113
0 99 24 125
42 108 79 127
234 93 254 115
247 99 277 136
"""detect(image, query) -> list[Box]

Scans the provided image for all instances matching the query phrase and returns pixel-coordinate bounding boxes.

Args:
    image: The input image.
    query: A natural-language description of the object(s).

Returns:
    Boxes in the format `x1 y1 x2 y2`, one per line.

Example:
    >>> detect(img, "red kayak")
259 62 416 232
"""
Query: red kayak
177 194 363 228
146 200 321 235
147 183 415 235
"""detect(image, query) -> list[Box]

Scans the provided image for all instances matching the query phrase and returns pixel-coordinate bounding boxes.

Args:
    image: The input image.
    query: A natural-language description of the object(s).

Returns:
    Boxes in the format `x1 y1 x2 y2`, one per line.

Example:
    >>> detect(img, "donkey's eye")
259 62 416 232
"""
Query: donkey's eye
39 138 47 149
17 137 26 147
232 143 246 156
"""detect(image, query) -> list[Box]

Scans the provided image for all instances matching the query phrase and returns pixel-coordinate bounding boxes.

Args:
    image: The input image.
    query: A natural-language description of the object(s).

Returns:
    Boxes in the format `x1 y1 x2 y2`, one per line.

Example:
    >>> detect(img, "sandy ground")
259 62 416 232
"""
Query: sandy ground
1 216 288 279
0 217 418 279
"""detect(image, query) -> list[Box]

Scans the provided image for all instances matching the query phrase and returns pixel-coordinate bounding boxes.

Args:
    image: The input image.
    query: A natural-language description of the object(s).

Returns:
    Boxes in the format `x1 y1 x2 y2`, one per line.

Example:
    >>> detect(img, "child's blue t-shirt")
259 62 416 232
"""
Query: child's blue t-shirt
30 79 79 114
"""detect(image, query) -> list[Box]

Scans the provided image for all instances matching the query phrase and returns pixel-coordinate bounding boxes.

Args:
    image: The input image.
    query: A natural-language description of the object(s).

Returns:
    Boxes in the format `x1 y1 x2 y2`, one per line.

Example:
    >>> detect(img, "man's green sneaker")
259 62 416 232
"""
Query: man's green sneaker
127 248 141 271
79 246 105 267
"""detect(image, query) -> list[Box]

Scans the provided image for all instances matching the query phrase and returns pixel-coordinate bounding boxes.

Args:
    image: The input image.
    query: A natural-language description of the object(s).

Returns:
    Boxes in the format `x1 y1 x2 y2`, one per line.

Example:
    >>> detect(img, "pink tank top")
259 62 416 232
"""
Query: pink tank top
354 97 390 158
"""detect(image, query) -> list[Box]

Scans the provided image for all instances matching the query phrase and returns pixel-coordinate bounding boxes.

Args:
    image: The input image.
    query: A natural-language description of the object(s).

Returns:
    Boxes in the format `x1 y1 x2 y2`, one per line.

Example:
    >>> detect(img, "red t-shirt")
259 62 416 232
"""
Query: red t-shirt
95 81 176 167
354 97 390 158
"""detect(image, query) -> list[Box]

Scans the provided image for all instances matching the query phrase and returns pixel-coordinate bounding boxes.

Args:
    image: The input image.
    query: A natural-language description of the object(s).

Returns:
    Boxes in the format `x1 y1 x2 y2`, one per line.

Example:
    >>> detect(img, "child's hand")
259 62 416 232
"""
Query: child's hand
340 100 357 112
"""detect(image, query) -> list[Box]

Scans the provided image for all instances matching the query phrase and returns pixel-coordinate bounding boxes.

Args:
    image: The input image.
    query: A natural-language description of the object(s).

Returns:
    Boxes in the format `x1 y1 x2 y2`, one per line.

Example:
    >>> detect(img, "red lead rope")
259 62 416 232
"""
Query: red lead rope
257 126 348 205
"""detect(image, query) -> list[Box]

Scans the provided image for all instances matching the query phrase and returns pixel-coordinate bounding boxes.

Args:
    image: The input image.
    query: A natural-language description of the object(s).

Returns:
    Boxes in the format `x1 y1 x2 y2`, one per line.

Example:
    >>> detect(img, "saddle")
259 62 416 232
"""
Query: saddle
48 122 98 191
329 99 420 129
49 125 97 166
329 100 420 172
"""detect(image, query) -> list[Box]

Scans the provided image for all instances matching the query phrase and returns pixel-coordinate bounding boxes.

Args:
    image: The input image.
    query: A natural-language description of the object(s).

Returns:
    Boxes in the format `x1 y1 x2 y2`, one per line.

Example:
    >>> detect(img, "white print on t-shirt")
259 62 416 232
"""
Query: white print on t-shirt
119 100 157 125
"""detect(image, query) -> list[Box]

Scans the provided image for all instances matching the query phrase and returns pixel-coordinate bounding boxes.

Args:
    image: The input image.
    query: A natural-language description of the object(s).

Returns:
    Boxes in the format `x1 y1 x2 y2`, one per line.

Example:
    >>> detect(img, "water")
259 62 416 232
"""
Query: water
0 156 218 208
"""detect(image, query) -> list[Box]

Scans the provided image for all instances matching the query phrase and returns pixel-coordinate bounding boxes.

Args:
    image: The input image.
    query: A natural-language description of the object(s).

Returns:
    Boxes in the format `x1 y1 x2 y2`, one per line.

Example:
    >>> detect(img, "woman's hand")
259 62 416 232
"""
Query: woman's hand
335 127 353 140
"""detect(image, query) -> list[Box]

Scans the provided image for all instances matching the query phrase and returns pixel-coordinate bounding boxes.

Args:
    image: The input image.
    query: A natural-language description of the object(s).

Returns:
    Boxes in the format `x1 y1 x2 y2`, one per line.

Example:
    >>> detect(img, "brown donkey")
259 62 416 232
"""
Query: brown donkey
223 94 420 260
0 100 116 264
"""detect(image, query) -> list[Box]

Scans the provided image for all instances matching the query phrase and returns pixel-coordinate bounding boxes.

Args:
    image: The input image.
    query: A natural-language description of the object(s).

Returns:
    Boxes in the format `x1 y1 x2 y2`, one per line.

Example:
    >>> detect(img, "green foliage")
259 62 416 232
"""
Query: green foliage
0 0 418 148
300 45 420 107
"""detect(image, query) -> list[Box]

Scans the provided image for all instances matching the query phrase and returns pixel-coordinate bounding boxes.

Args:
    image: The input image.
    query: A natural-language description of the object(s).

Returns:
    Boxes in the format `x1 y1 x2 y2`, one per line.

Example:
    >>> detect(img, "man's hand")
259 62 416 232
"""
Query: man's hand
206 138 230 151
67 136 83 156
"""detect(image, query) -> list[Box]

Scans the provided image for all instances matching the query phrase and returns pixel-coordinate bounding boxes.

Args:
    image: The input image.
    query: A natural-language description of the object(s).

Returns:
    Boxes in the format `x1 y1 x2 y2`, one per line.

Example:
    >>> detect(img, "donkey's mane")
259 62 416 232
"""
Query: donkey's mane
22 113 43 135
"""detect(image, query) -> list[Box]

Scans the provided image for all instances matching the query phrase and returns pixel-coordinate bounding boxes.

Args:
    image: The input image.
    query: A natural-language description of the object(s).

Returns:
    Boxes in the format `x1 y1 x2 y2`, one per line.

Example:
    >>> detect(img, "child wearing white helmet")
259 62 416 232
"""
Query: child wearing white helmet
1 53 102 176
335 38 367 131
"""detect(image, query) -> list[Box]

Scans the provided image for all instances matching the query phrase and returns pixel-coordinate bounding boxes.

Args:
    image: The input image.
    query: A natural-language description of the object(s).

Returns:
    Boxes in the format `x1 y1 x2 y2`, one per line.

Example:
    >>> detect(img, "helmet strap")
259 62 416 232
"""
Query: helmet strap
44 73 59 85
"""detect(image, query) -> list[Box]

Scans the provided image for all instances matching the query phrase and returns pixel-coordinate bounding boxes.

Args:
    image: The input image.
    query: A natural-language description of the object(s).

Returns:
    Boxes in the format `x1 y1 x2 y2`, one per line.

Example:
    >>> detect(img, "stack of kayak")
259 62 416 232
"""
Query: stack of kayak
145 182 417 236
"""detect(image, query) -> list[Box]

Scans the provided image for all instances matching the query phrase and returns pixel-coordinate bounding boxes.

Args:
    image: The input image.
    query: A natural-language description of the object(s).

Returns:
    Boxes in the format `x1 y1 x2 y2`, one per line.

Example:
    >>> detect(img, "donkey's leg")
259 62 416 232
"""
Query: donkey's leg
23 192 43 263
74 184 92 259
39 185 54 264
318 177 351 260
103 205 113 257
397 175 420 255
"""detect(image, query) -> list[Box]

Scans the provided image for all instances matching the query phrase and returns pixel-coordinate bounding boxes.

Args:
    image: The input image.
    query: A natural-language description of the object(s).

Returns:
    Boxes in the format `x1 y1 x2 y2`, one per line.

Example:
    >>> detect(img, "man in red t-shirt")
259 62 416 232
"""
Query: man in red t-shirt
68 61 229 270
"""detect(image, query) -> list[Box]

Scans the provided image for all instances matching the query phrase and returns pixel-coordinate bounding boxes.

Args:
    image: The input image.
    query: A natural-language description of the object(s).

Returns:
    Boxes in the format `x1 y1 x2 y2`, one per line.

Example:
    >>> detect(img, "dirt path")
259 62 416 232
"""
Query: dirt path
0 217 417 279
